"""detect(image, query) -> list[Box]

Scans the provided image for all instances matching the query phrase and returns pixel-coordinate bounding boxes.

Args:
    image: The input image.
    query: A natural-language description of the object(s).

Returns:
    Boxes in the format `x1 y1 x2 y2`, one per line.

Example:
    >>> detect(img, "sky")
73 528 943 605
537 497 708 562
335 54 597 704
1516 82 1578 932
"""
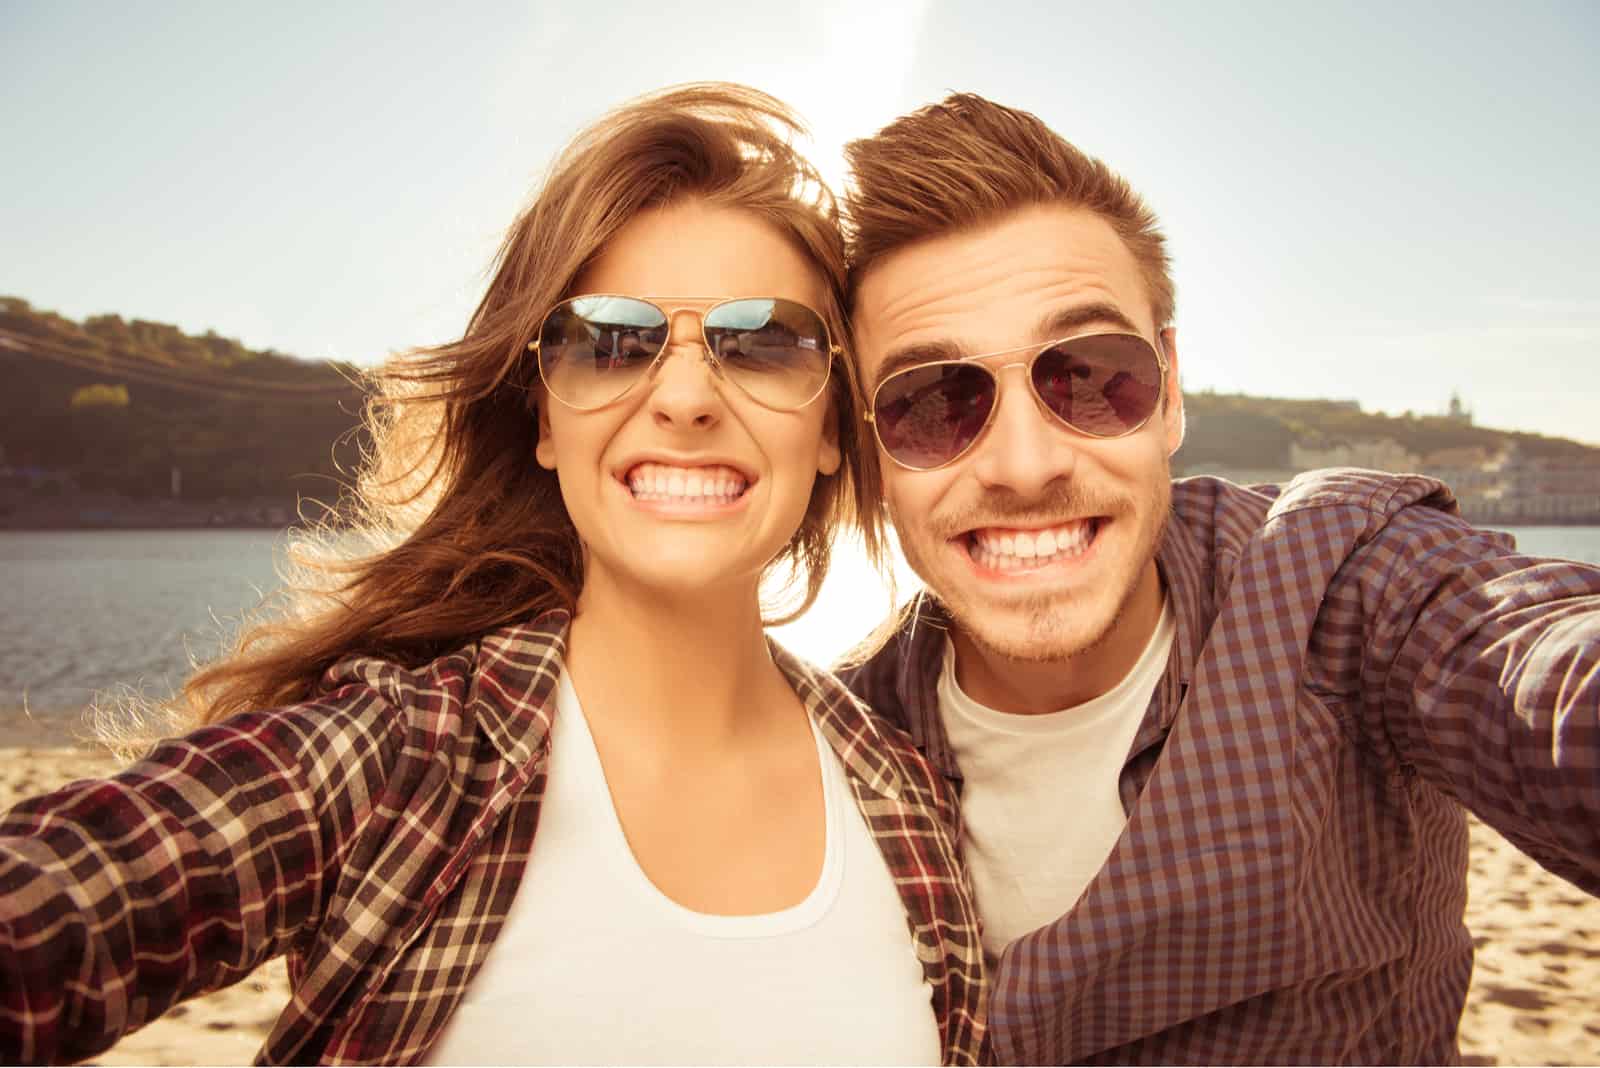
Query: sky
4 1 1598 445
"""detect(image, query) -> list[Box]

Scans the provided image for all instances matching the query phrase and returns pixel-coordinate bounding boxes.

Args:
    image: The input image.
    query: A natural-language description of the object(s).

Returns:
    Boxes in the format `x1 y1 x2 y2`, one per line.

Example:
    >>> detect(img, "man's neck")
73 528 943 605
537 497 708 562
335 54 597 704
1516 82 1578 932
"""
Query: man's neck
950 561 1166 715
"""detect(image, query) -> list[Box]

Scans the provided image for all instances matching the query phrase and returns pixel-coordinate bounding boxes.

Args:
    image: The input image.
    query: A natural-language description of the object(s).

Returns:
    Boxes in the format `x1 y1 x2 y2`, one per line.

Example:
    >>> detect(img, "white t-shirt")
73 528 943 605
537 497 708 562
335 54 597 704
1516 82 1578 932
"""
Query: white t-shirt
428 671 940 1066
938 600 1175 957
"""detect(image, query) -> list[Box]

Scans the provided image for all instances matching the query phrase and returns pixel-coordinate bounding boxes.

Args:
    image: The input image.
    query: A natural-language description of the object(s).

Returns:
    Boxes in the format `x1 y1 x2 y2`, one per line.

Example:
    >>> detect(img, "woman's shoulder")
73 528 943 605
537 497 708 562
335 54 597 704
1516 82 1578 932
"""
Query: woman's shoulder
305 608 572 768
768 640 955 816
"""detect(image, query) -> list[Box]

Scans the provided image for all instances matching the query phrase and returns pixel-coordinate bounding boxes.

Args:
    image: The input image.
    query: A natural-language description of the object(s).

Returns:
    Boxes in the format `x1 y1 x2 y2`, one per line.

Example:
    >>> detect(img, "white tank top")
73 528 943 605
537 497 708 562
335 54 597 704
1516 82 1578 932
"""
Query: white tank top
427 671 940 1065
939 598 1175 957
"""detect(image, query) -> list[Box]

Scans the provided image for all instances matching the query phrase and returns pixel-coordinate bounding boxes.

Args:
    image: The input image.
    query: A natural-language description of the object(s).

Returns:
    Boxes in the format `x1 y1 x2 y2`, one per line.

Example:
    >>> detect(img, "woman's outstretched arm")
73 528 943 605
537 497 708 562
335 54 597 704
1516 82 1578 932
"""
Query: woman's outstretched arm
0 686 402 1064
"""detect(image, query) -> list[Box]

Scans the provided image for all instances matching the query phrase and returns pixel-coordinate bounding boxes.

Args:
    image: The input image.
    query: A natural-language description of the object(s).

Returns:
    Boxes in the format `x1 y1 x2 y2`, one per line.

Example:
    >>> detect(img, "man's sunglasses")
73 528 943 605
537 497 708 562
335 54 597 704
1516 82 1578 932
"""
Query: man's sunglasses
865 331 1168 470
529 295 837 412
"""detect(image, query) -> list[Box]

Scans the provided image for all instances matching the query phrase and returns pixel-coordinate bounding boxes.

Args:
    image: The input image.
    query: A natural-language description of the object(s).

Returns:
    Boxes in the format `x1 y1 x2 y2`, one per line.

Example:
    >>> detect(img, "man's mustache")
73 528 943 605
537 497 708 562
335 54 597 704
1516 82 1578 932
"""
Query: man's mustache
926 484 1133 539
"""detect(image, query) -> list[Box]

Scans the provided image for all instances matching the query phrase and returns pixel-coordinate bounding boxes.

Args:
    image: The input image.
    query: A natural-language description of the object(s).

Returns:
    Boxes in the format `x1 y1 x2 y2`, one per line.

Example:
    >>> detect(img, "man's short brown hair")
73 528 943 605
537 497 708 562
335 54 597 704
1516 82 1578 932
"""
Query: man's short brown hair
843 93 1174 329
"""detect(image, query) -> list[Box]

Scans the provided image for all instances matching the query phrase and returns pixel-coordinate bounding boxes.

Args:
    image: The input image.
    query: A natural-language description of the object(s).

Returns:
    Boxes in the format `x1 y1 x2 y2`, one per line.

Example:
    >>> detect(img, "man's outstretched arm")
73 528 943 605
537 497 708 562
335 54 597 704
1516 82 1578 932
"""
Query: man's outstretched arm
1348 504 1600 893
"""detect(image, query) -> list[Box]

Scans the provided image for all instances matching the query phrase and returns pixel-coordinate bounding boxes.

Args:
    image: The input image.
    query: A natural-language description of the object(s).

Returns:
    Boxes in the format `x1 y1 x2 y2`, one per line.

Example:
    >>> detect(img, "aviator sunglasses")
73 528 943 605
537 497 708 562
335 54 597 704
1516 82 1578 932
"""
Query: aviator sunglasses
866 331 1169 470
530 295 838 412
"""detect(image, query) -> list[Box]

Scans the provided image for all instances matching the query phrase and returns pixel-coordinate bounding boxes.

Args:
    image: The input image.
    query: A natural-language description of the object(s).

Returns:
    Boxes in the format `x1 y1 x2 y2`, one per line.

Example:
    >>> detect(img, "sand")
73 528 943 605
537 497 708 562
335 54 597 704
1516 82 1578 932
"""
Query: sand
2 714 1597 1066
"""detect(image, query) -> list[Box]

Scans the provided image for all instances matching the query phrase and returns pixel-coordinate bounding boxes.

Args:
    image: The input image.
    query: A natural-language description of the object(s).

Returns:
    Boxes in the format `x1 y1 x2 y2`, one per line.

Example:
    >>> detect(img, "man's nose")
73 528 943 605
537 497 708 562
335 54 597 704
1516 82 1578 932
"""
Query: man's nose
968 363 1078 495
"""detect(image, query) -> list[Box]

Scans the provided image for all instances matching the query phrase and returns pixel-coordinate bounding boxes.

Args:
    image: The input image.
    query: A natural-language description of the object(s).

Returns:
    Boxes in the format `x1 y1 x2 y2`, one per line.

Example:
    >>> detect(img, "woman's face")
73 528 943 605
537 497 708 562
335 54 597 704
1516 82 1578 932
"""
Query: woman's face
535 198 841 604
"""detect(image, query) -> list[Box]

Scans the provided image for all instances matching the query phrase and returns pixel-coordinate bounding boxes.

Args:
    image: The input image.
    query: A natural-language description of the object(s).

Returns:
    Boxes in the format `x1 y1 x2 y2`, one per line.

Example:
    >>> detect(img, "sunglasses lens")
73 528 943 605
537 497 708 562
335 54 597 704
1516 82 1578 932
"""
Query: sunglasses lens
538 296 667 408
873 363 997 469
1032 334 1163 436
703 298 832 409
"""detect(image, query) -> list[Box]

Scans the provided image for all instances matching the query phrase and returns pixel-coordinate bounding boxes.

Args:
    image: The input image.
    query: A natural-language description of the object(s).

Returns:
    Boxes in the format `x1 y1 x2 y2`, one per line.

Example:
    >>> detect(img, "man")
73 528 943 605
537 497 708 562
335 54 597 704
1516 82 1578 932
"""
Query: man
838 93 1600 1064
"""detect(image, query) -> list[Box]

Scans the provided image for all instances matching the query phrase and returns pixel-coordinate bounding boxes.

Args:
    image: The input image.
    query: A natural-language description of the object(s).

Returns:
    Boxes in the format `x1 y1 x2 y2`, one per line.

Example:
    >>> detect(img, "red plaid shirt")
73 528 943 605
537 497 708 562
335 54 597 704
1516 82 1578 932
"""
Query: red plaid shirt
1 611 986 1065
842 469 1600 1064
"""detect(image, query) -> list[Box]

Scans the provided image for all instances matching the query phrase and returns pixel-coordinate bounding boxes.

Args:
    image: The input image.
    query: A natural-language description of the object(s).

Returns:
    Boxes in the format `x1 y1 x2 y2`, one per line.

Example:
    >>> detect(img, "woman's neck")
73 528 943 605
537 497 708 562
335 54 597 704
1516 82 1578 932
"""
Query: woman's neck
564 572 789 754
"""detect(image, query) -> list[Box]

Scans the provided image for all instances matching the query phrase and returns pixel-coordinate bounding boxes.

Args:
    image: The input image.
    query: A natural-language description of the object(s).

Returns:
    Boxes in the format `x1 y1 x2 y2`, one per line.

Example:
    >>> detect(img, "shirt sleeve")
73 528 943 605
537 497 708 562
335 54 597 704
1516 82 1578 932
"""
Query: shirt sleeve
1347 503 1600 893
0 684 401 1064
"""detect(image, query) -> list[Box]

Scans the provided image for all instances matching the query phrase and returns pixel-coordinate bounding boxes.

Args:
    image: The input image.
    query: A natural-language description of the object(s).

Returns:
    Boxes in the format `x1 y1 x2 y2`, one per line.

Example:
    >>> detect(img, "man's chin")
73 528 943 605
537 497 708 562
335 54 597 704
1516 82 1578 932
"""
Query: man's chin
944 596 1115 665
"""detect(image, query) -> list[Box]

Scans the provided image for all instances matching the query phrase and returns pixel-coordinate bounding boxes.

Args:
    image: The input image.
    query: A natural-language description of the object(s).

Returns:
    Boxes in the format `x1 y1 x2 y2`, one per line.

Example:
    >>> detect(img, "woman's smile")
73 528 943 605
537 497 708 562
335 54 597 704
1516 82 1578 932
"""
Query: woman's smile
621 460 754 515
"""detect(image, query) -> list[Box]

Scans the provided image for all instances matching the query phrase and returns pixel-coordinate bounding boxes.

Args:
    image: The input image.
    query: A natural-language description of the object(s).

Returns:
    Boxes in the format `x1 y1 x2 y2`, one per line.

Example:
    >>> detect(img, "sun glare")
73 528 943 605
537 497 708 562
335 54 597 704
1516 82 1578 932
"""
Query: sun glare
751 0 930 200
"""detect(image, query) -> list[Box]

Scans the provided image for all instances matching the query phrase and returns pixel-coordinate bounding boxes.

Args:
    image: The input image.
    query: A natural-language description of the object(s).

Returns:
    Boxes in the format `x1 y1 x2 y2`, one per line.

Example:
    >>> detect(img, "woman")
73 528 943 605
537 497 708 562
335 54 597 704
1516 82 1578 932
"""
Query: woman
0 85 984 1065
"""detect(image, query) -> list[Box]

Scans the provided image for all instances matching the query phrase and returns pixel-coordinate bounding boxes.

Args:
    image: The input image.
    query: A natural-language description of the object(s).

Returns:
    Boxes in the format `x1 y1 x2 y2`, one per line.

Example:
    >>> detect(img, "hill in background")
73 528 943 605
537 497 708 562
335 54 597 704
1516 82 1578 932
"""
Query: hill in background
1176 390 1598 475
5 296 1599 526
2 297 369 525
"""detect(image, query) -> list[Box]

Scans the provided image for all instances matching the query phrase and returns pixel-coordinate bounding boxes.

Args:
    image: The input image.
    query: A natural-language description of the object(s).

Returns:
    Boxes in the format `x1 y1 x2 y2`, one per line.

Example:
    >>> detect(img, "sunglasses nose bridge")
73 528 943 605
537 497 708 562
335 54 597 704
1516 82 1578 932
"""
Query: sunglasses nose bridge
664 307 708 349
648 308 720 375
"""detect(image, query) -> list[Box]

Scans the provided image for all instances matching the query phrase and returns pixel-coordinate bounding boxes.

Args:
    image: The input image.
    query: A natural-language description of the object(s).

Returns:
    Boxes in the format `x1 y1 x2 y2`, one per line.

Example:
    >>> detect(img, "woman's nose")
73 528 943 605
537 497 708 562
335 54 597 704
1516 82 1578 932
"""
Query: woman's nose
646 310 722 430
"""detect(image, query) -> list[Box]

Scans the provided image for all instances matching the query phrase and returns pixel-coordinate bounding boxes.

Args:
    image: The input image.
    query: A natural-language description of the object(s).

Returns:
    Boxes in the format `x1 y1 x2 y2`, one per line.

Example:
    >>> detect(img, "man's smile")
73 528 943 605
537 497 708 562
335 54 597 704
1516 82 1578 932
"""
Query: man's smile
957 516 1105 576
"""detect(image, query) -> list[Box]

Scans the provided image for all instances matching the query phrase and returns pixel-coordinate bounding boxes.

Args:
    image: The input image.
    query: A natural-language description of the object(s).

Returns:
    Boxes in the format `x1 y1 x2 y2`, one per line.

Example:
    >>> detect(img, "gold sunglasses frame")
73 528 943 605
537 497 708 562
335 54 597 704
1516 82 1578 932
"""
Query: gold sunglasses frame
864 330 1170 472
528 294 841 413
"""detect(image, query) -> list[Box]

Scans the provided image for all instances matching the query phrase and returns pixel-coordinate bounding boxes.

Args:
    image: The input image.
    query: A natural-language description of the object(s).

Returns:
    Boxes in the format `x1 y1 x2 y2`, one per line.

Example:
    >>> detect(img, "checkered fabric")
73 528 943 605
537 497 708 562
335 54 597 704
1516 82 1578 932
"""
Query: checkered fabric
1 611 985 1065
842 468 1600 1064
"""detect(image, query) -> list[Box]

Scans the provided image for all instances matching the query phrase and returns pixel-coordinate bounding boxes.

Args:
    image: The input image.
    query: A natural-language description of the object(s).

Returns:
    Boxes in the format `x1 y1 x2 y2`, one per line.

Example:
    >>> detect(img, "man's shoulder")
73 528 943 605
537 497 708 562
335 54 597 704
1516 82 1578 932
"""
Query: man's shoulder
1171 468 1462 553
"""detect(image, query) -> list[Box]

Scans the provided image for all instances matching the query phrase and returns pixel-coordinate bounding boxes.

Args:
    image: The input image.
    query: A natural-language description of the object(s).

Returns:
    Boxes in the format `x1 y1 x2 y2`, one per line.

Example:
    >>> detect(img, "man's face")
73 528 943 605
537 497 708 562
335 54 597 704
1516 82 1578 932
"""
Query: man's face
853 204 1183 674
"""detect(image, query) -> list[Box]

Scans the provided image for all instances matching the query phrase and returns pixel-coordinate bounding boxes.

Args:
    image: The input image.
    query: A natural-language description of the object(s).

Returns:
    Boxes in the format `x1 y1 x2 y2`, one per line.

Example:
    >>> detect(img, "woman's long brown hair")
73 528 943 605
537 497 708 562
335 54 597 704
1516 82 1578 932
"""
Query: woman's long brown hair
102 84 885 753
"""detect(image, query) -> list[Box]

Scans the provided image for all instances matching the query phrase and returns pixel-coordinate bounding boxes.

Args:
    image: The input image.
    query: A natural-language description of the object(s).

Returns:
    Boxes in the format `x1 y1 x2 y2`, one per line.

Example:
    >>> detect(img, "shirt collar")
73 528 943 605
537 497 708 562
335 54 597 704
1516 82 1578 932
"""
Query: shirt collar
771 640 905 800
1151 507 1211 719
468 609 570 769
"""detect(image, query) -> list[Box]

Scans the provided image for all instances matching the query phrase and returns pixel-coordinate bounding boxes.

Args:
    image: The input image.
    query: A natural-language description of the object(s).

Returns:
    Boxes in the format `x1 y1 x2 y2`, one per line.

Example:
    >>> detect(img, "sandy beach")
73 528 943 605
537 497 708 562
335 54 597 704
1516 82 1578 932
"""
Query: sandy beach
3 714 1597 1066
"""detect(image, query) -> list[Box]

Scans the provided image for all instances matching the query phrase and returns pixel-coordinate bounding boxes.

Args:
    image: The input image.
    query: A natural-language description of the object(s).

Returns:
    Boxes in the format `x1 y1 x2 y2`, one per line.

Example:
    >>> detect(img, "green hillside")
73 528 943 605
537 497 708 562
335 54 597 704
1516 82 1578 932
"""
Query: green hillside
2 297 368 503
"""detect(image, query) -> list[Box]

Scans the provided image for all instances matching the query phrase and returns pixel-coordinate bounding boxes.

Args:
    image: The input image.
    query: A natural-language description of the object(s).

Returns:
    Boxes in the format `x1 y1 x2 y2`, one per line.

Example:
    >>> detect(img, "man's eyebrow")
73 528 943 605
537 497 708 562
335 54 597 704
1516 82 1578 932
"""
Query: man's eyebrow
1033 301 1142 339
870 301 1143 392
871 338 968 392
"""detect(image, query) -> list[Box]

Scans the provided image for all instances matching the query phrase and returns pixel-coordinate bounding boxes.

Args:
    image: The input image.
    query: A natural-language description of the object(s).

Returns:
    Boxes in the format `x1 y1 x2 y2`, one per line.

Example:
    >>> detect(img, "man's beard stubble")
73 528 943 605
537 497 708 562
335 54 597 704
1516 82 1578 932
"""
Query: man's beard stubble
901 475 1172 666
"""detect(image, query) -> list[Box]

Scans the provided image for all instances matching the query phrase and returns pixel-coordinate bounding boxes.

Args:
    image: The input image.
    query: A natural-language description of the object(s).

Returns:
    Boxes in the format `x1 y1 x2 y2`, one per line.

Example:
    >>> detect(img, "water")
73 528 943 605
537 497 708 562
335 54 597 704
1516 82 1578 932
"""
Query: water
3 525 1598 717
1488 525 1600 564
2 530 285 714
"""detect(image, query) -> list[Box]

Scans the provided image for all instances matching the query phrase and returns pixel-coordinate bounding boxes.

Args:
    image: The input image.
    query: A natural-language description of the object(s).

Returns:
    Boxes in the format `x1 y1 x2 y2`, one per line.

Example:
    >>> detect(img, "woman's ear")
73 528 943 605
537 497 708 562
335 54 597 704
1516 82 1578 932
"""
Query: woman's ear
534 392 558 471
817 395 843 477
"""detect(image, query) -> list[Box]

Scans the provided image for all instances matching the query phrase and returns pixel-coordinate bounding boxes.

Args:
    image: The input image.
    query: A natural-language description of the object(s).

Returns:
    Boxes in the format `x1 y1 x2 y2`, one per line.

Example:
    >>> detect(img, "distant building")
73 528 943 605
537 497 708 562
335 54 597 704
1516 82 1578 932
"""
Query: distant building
1456 445 1600 523
1421 446 1502 498
1290 438 1420 472
1445 391 1473 425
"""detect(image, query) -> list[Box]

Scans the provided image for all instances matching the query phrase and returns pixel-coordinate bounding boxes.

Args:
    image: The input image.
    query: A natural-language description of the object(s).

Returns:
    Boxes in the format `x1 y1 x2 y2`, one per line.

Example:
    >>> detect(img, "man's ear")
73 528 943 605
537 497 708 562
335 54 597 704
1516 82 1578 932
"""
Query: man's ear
1159 327 1185 456
534 391 558 471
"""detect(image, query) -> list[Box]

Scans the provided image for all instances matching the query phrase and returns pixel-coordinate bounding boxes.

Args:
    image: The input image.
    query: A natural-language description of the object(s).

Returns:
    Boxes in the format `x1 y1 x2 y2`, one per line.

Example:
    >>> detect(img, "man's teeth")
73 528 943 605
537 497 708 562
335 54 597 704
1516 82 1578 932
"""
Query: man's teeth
970 520 1095 571
626 462 748 503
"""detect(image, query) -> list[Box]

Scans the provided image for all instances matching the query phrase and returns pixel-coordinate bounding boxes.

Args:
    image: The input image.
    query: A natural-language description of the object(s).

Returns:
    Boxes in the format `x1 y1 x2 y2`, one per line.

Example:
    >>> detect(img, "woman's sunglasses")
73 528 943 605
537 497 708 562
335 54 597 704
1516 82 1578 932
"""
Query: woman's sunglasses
529 295 837 412
865 331 1168 470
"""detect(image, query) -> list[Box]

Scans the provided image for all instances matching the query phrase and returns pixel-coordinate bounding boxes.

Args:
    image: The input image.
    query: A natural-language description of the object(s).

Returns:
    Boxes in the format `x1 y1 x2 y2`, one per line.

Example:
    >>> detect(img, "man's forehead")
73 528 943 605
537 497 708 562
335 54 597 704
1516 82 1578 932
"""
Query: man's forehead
852 205 1154 362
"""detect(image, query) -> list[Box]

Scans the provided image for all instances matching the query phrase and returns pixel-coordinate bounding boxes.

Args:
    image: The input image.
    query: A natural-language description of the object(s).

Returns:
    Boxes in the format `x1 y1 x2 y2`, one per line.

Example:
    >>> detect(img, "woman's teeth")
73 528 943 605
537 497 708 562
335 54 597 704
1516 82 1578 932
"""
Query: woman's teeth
626 462 748 504
969 519 1096 571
